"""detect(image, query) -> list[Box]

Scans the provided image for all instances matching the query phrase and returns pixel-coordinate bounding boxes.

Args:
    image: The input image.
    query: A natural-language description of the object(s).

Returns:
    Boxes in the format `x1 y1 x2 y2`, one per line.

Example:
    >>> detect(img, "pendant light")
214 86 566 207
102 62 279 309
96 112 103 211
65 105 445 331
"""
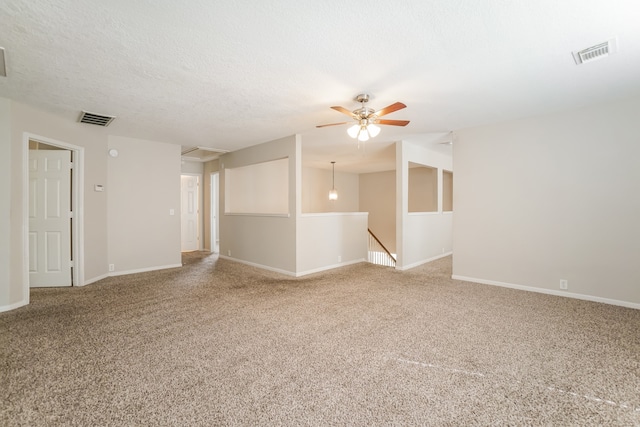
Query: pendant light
329 161 338 201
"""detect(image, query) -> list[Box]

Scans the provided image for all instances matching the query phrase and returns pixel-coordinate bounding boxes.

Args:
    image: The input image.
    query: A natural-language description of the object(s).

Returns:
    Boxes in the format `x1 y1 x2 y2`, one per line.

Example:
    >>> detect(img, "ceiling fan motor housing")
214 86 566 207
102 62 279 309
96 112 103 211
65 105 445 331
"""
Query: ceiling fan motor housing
355 93 370 103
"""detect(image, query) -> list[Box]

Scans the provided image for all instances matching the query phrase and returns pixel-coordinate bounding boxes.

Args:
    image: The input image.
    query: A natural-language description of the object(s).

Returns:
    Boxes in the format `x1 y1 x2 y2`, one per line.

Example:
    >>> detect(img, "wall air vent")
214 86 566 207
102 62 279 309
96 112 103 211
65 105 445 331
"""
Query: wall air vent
78 110 116 126
572 38 618 65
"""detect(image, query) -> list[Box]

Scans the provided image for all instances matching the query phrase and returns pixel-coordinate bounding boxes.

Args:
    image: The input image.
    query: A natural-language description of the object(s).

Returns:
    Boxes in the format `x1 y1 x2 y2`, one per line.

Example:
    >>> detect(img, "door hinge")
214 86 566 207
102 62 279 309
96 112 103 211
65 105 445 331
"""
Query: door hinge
69 260 75 267
69 211 74 218
70 162 74 169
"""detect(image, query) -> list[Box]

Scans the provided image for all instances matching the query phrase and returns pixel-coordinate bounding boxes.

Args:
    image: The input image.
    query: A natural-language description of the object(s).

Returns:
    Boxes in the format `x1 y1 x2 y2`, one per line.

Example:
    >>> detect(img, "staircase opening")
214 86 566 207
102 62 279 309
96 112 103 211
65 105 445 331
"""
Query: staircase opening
367 228 396 268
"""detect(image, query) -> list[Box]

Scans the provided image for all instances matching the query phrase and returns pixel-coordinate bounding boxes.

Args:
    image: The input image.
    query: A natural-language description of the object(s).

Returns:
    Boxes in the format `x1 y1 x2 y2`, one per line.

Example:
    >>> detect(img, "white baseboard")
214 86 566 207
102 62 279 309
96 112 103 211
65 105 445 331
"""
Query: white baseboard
452 275 640 310
218 255 296 276
0 298 29 313
82 273 109 286
397 252 452 271
296 259 365 277
218 256 366 277
108 263 183 277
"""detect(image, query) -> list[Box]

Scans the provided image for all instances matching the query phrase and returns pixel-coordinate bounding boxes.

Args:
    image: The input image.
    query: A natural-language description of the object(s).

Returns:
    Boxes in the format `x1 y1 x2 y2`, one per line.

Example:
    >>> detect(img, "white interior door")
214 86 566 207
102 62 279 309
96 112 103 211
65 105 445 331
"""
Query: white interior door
29 149 72 287
181 174 200 252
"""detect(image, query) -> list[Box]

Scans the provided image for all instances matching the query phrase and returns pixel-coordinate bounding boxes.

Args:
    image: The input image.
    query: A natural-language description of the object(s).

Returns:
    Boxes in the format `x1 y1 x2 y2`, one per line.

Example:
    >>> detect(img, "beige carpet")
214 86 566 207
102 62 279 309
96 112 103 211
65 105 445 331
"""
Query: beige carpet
1 253 639 426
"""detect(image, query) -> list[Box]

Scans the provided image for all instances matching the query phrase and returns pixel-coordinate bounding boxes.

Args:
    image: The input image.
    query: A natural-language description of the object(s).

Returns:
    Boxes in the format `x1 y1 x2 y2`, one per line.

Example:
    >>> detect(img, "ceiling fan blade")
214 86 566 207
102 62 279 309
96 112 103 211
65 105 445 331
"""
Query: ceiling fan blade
377 119 410 126
316 122 349 128
375 102 406 117
330 106 357 117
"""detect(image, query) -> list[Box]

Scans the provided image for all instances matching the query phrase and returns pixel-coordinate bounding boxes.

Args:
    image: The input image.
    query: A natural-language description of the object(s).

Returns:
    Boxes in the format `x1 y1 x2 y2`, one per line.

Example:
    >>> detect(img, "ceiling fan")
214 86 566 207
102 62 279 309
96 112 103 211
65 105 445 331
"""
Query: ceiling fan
316 94 410 142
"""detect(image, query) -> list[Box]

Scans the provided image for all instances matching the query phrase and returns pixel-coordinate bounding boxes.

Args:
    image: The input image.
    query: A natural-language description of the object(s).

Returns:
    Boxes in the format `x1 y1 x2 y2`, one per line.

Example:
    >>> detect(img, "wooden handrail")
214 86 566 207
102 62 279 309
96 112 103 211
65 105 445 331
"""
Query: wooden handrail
368 228 396 262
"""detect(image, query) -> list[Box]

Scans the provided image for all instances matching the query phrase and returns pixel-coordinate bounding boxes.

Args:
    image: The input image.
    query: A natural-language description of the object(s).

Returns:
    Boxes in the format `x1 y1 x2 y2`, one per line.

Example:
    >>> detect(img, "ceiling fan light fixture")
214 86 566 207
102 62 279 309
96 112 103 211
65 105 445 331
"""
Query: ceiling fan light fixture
358 128 369 142
367 123 381 137
347 124 360 138
317 93 409 146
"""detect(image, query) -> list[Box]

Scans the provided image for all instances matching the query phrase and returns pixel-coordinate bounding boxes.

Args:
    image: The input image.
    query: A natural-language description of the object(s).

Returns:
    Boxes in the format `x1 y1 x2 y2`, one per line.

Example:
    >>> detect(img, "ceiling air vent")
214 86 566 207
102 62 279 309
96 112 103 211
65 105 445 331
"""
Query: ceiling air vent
78 110 116 126
181 146 229 162
572 38 618 65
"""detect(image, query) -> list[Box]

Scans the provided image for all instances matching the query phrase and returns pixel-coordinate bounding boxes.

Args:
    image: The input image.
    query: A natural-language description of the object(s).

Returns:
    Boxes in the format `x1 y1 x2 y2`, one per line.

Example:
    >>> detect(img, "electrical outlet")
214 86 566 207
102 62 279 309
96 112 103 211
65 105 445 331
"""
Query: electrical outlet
560 279 568 290
227 250 231 256
109 264 115 272
338 255 342 263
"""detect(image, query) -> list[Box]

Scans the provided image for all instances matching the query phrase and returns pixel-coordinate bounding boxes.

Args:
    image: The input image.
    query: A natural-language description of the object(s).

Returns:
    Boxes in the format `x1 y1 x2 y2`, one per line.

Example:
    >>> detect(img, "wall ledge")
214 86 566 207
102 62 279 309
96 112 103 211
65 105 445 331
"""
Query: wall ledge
300 212 369 217
224 212 290 218
451 275 640 310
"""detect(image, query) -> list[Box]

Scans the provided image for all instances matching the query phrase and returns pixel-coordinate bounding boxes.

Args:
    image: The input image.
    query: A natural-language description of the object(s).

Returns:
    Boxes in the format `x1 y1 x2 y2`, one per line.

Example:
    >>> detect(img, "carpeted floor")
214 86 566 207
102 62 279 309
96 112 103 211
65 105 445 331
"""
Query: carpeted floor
1 253 639 426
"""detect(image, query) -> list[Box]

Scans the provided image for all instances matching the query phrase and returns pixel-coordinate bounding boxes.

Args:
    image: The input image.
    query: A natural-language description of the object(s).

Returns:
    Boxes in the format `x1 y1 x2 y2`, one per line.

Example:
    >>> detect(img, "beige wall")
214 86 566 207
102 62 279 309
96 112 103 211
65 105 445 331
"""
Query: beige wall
219 135 300 274
360 170 396 253
3 100 111 311
453 96 640 307
408 163 438 213
0 98 188 311
226 158 289 214
297 213 368 273
443 170 453 212
107 136 182 274
396 141 453 269
302 167 359 213
181 160 204 174
0 98 12 310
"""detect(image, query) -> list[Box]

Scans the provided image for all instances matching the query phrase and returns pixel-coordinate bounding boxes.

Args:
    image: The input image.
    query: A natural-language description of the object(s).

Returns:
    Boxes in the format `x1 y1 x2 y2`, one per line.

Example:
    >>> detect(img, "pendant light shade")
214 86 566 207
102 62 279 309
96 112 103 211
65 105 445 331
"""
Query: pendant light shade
367 123 381 137
329 161 338 201
357 127 369 142
347 124 360 138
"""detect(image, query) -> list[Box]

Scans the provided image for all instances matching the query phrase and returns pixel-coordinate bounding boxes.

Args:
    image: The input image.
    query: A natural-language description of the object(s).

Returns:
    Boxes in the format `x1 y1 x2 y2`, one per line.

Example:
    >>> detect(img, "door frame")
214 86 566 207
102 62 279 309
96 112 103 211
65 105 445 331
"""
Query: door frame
210 172 219 253
180 173 202 251
22 133 84 299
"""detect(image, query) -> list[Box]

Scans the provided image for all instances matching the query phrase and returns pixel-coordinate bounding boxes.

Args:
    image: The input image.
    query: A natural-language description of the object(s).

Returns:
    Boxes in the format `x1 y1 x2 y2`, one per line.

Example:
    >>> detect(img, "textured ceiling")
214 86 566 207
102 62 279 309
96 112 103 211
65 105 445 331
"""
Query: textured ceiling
1 0 639 172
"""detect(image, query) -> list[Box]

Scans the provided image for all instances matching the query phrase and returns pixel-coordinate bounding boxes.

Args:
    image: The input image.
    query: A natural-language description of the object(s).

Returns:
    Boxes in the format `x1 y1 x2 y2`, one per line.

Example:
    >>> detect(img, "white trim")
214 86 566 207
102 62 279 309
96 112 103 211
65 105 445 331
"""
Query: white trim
223 212 290 218
0 298 29 313
84 273 110 286
22 133 86 298
218 255 296 276
21 135 29 303
296 259 365 277
300 212 369 218
218 256 367 277
407 211 440 216
108 263 183 277
451 275 640 310
397 252 452 271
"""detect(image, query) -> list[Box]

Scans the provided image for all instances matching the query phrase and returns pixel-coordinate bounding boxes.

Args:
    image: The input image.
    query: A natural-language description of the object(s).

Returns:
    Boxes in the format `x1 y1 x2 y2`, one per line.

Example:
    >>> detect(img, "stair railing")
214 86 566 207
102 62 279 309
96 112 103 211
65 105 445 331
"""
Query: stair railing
367 228 396 267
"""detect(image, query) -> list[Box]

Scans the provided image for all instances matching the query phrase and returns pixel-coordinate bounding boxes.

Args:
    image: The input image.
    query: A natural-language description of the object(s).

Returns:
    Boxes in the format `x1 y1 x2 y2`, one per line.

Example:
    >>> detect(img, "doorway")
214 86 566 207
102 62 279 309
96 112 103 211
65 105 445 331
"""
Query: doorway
29 144 72 287
23 134 84 293
181 174 201 252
